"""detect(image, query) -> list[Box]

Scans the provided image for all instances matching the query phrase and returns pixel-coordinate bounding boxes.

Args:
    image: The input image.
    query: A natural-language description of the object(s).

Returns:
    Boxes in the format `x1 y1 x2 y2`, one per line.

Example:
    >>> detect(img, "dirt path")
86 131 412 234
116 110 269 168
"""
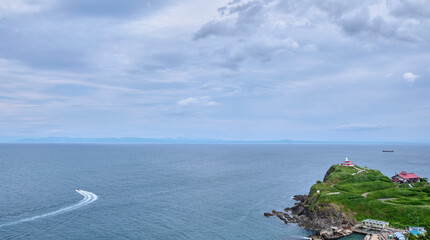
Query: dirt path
361 192 395 202
351 166 367 176
378 198 396 202
326 192 340 195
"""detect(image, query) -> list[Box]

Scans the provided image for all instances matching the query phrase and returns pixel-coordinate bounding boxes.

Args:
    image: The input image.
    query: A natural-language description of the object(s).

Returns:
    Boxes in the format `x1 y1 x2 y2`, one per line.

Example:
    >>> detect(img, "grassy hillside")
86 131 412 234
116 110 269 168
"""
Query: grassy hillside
308 164 430 229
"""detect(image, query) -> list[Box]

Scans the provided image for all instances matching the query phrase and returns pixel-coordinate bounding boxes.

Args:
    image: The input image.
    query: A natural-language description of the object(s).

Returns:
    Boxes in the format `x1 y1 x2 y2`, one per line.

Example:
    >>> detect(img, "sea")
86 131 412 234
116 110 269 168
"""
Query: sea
0 144 429 239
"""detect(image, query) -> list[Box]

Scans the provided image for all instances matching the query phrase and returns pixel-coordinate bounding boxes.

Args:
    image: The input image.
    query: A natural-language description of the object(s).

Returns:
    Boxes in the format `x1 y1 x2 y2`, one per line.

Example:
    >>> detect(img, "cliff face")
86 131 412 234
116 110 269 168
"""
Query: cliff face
290 194 356 230
284 165 357 230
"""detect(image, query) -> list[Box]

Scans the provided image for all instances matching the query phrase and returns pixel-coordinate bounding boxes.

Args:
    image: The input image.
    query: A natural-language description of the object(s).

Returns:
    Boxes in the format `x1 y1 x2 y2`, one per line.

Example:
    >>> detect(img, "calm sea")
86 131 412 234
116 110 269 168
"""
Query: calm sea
0 144 429 239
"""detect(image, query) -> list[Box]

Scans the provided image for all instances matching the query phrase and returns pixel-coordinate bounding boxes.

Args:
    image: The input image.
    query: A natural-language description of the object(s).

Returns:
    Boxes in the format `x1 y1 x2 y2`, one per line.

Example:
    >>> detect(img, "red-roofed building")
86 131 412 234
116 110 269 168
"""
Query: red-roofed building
391 171 420 183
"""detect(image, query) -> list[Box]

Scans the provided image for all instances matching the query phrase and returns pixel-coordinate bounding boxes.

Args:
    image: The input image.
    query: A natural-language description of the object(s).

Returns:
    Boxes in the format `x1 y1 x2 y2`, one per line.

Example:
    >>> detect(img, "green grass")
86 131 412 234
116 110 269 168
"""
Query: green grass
335 181 394 193
308 164 430 229
367 188 428 199
386 197 430 205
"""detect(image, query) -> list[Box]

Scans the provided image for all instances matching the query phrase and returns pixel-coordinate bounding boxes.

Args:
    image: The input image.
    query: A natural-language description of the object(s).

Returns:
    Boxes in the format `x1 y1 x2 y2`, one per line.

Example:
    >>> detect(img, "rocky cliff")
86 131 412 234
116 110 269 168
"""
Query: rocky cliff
289 193 356 230
265 165 357 231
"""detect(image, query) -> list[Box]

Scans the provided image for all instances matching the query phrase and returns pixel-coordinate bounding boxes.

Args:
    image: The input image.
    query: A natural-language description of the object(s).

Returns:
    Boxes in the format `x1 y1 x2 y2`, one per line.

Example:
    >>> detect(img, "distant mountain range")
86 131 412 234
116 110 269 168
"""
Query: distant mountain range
16 137 316 144
7 137 424 144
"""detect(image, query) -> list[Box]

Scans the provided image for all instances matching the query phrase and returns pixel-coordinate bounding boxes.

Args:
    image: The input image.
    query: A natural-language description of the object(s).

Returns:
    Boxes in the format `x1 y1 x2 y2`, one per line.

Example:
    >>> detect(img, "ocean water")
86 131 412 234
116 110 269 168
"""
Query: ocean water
0 144 429 239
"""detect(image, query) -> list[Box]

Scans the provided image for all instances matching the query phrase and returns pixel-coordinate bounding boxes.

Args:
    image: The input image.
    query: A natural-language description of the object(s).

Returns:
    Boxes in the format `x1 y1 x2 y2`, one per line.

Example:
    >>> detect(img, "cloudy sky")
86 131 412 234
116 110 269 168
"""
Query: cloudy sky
0 0 429 142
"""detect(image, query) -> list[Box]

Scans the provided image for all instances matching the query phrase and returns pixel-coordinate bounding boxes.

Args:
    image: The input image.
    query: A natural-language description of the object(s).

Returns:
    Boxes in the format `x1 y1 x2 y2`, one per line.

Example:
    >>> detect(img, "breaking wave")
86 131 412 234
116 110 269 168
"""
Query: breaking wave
0 190 98 228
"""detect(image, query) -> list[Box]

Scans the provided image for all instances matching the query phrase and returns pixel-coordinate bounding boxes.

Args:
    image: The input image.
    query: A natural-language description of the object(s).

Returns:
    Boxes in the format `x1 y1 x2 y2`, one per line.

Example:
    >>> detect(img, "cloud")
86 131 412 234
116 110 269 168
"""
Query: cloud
195 0 425 43
335 124 386 131
53 0 171 19
177 97 220 106
0 16 95 70
211 36 300 70
0 0 430 141
0 0 46 16
0 0 175 71
193 20 235 40
338 8 422 42
388 0 430 19
403 72 420 82
194 0 266 40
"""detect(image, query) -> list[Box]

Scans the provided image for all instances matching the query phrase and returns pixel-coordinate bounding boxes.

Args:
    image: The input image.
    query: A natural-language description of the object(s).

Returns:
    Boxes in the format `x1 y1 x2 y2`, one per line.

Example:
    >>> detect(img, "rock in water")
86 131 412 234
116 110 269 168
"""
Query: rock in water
263 212 274 217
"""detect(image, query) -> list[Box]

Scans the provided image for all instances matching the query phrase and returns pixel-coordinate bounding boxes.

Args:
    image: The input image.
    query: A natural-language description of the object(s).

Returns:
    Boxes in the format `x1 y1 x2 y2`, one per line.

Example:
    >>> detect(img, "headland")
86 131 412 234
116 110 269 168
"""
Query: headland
265 159 430 239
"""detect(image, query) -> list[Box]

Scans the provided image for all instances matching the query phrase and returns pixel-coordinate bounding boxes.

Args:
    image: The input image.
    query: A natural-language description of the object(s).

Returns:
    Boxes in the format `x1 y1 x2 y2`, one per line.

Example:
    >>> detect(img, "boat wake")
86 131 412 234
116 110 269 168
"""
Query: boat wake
0 190 98 228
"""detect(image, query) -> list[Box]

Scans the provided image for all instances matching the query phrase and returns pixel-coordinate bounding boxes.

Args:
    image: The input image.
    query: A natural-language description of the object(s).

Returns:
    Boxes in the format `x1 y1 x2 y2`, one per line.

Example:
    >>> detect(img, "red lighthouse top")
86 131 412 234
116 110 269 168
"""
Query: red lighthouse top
340 157 354 166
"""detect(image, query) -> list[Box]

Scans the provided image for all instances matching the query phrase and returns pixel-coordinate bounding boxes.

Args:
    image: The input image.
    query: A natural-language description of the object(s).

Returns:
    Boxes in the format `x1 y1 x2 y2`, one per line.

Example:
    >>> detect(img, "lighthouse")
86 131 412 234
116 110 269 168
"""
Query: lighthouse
340 157 354 166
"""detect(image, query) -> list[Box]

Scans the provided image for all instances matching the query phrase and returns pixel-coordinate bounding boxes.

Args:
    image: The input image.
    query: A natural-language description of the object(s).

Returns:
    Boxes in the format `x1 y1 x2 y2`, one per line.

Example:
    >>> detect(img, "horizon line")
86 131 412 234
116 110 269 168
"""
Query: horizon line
1 137 428 144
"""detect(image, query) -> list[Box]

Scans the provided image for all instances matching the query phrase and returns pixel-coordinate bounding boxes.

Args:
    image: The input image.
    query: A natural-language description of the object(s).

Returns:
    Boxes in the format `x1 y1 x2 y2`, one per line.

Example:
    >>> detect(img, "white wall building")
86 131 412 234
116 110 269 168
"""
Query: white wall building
362 219 389 229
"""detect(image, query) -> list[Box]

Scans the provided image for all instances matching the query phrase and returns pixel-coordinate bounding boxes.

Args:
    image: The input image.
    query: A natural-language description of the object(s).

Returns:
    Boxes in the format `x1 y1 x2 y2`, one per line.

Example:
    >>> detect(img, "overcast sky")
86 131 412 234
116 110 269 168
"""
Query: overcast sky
0 0 429 142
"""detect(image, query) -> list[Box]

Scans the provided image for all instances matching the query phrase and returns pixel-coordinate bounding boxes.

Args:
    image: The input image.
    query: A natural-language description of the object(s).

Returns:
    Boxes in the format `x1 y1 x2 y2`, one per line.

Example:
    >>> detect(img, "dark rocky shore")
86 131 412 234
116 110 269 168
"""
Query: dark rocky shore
264 167 357 238
265 193 356 230
265 165 357 232
264 194 356 239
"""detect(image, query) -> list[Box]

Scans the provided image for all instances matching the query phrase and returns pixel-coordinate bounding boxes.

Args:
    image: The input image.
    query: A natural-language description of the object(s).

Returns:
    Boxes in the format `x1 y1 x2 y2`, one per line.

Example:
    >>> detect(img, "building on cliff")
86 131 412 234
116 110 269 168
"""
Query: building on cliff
391 171 420 183
362 219 389 229
339 157 354 166
406 226 427 236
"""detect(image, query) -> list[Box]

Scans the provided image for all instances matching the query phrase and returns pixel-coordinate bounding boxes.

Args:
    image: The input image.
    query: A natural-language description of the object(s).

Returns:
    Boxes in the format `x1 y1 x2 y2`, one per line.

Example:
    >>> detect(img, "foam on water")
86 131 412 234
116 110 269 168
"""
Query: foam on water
0 190 98 228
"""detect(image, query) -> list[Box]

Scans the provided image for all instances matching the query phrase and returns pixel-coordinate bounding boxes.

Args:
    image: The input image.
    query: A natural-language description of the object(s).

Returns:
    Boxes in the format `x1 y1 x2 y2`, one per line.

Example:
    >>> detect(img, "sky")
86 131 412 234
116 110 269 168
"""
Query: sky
0 0 429 142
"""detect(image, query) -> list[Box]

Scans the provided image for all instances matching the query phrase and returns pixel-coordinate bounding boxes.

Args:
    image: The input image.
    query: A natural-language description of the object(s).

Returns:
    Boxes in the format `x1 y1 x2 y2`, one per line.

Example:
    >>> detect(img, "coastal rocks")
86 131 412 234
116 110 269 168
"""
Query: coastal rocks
292 194 308 202
263 212 274 217
291 194 356 230
263 210 297 224
265 165 360 240
273 210 289 224
266 183 355 233
285 167 357 231
265 195 356 239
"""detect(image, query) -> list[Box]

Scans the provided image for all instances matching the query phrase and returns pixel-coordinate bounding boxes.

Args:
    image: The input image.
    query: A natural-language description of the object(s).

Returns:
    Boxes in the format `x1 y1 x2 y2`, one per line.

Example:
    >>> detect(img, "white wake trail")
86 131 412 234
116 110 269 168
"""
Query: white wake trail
0 190 98 228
